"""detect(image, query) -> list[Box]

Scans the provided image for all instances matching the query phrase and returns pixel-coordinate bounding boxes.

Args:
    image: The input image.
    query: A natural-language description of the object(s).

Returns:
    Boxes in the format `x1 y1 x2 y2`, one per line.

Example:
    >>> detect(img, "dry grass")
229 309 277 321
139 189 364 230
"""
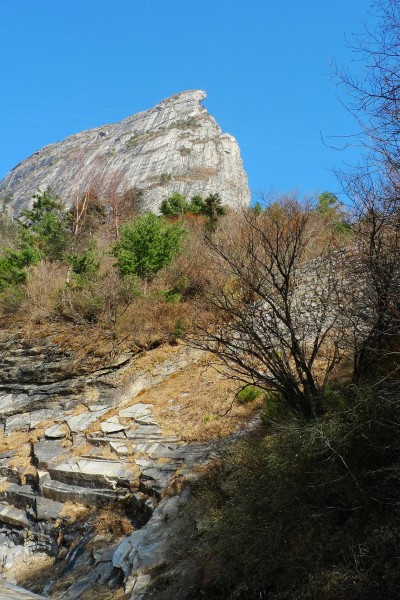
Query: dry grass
13 552 55 592
0 479 9 493
147 356 263 441
58 501 88 523
79 586 127 600
0 431 32 452
92 508 133 537
70 403 89 416
22 261 67 323
70 441 95 457
18 464 37 485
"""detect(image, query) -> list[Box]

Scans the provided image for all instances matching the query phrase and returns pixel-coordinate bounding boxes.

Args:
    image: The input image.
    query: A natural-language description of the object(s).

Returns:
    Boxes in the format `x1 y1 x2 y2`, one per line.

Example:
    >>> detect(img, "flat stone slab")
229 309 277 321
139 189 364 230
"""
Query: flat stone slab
34 496 64 521
119 404 152 419
140 467 175 490
109 441 129 457
41 479 131 507
5 413 31 432
33 439 68 468
100 417 125 434
0 581 45 599
65 409 108 433
0 503 29 528
44 424 68 439
134 415 159 426
0 482 37 510
49 457 134 489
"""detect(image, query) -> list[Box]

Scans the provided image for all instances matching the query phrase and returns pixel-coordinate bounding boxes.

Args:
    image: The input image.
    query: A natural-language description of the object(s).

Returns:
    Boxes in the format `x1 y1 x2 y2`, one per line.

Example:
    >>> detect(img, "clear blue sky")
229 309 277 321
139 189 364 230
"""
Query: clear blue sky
0 0 376 202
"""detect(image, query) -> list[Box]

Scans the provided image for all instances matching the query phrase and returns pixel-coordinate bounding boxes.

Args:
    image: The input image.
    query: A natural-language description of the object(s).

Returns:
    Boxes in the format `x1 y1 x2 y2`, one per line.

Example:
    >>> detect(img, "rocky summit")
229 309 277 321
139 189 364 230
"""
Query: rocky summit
0 90 250 216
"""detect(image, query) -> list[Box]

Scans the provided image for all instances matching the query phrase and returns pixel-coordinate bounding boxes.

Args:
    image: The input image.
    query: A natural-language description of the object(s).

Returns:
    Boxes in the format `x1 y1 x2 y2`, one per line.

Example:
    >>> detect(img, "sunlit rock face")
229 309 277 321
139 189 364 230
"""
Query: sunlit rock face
0 90 250 215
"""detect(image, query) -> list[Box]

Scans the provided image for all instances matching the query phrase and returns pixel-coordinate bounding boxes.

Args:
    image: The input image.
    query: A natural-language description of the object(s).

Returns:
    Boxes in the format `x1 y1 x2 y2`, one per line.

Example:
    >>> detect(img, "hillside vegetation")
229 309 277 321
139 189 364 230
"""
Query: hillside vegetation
1 2 400 597
1 181 399 599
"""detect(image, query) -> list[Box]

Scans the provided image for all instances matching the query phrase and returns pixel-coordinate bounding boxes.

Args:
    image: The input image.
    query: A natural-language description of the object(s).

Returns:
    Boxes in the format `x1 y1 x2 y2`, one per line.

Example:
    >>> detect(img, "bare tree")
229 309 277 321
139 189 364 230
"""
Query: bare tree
335 1 400 380
190 200 349 420
339 172 400 381
102 169 124 239
335 0 400 181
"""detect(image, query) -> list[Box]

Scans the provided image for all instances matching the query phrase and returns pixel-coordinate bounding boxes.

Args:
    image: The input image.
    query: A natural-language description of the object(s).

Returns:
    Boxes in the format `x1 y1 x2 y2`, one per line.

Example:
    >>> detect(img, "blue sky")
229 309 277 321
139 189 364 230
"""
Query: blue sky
0 0 376 203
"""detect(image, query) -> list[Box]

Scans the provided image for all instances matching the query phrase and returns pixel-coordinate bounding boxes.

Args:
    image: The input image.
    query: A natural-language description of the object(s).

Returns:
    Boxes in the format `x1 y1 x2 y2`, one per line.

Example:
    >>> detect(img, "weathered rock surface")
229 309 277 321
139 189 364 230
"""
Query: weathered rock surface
0 330 211 598
0 90 250 216
0 581 45 599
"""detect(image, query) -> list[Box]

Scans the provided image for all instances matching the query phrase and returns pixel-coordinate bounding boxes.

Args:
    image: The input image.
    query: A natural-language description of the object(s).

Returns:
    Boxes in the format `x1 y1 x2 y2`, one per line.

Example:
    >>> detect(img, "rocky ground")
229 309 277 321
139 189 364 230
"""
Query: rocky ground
0 329 260 599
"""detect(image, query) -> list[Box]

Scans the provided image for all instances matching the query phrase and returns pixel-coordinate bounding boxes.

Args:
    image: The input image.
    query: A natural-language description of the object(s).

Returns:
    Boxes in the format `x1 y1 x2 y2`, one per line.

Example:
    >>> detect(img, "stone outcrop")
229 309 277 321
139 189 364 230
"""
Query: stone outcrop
0 331 212 598
0 90 250 216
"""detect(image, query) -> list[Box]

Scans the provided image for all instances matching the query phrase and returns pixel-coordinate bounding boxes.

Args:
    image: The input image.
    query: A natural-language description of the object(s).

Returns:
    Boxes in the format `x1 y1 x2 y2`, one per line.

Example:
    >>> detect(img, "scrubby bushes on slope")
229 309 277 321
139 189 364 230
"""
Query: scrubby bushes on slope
196 383 400 599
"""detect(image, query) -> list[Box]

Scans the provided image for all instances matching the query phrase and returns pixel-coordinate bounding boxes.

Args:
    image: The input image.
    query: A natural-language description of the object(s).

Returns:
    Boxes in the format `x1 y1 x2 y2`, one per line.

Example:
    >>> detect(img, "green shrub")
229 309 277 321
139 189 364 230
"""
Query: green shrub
66 246 100 278
196 384 400 599
171 317 186 340
236 385 262 404
188 195 206 214
112 213 186 280
160 192 189 217
0 239 40 292
20 188 69 260
159 277 189 303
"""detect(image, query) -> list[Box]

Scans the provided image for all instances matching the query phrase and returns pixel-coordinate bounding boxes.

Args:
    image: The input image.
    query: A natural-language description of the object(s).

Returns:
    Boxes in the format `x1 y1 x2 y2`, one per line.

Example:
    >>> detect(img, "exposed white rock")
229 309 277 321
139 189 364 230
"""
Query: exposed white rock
65 408 107 433
119 404 152 419
0 581 45 599
44 424 68 439
100 417 125 434
0 90 250 216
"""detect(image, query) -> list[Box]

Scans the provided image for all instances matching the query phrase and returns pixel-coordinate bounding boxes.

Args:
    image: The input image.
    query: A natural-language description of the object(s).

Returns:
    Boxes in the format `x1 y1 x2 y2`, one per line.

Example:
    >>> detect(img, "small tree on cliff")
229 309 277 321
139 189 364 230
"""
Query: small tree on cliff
21 188 69 260
112 212 186 282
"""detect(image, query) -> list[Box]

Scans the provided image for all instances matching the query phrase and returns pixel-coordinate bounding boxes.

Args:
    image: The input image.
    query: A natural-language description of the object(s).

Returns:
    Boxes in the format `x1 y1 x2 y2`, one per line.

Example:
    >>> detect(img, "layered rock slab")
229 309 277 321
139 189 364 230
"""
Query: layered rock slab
0 90 250 215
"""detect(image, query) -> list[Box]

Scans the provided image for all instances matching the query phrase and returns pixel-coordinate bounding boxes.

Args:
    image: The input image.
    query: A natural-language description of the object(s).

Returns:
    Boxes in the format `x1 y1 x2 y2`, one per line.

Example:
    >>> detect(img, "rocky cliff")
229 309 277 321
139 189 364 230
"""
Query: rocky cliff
0 90 250 216
0 329 259 599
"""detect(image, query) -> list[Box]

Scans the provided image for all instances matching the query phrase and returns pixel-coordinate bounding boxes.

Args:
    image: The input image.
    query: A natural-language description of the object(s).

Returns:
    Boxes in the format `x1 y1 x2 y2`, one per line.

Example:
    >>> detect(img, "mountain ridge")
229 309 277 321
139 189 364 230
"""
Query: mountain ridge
0 90 250 215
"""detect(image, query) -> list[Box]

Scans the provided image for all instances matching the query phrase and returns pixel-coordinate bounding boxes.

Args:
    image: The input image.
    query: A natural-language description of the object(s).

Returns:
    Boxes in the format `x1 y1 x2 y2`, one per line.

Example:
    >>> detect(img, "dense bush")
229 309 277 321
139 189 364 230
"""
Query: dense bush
196 384 400 599
112 212 186 280
21 188 69 260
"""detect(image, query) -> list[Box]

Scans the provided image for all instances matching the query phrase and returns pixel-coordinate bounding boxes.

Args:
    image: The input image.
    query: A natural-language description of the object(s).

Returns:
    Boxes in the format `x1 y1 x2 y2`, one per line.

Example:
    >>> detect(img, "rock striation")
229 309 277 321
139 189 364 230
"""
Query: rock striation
0 331 211 598
0 90 250 216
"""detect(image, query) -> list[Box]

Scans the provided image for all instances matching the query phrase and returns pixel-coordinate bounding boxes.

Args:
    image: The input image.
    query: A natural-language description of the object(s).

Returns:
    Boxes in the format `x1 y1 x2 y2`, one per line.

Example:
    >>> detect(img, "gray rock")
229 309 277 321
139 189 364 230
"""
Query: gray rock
66 408 107 433
33 439 67 468
0 581 45 599
119 404 152 419
5 413 31 432
44 424 68 439
41 478 131 507
113 490 191 589
100 417 125 434
0 90 250 216
48 457 134 489
0 503 29 528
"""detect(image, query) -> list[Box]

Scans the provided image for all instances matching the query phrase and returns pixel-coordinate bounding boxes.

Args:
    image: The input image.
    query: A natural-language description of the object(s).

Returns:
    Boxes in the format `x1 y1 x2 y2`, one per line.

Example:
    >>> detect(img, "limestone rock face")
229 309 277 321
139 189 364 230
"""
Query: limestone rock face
0 90 250 215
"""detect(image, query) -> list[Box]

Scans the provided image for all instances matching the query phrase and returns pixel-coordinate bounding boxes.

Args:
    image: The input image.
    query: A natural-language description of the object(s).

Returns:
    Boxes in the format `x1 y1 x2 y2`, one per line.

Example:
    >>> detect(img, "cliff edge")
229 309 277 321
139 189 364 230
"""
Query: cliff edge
0 90 250 215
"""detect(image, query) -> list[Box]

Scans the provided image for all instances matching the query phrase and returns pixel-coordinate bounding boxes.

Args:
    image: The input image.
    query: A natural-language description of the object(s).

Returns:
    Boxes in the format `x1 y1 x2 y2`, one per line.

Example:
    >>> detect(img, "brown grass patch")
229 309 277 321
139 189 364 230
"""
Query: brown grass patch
147 356 263 441
79 586 127 600
58 501 88 523
13 552 55 593
70 404 89 416
22 261 67 323
93 509 133 537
